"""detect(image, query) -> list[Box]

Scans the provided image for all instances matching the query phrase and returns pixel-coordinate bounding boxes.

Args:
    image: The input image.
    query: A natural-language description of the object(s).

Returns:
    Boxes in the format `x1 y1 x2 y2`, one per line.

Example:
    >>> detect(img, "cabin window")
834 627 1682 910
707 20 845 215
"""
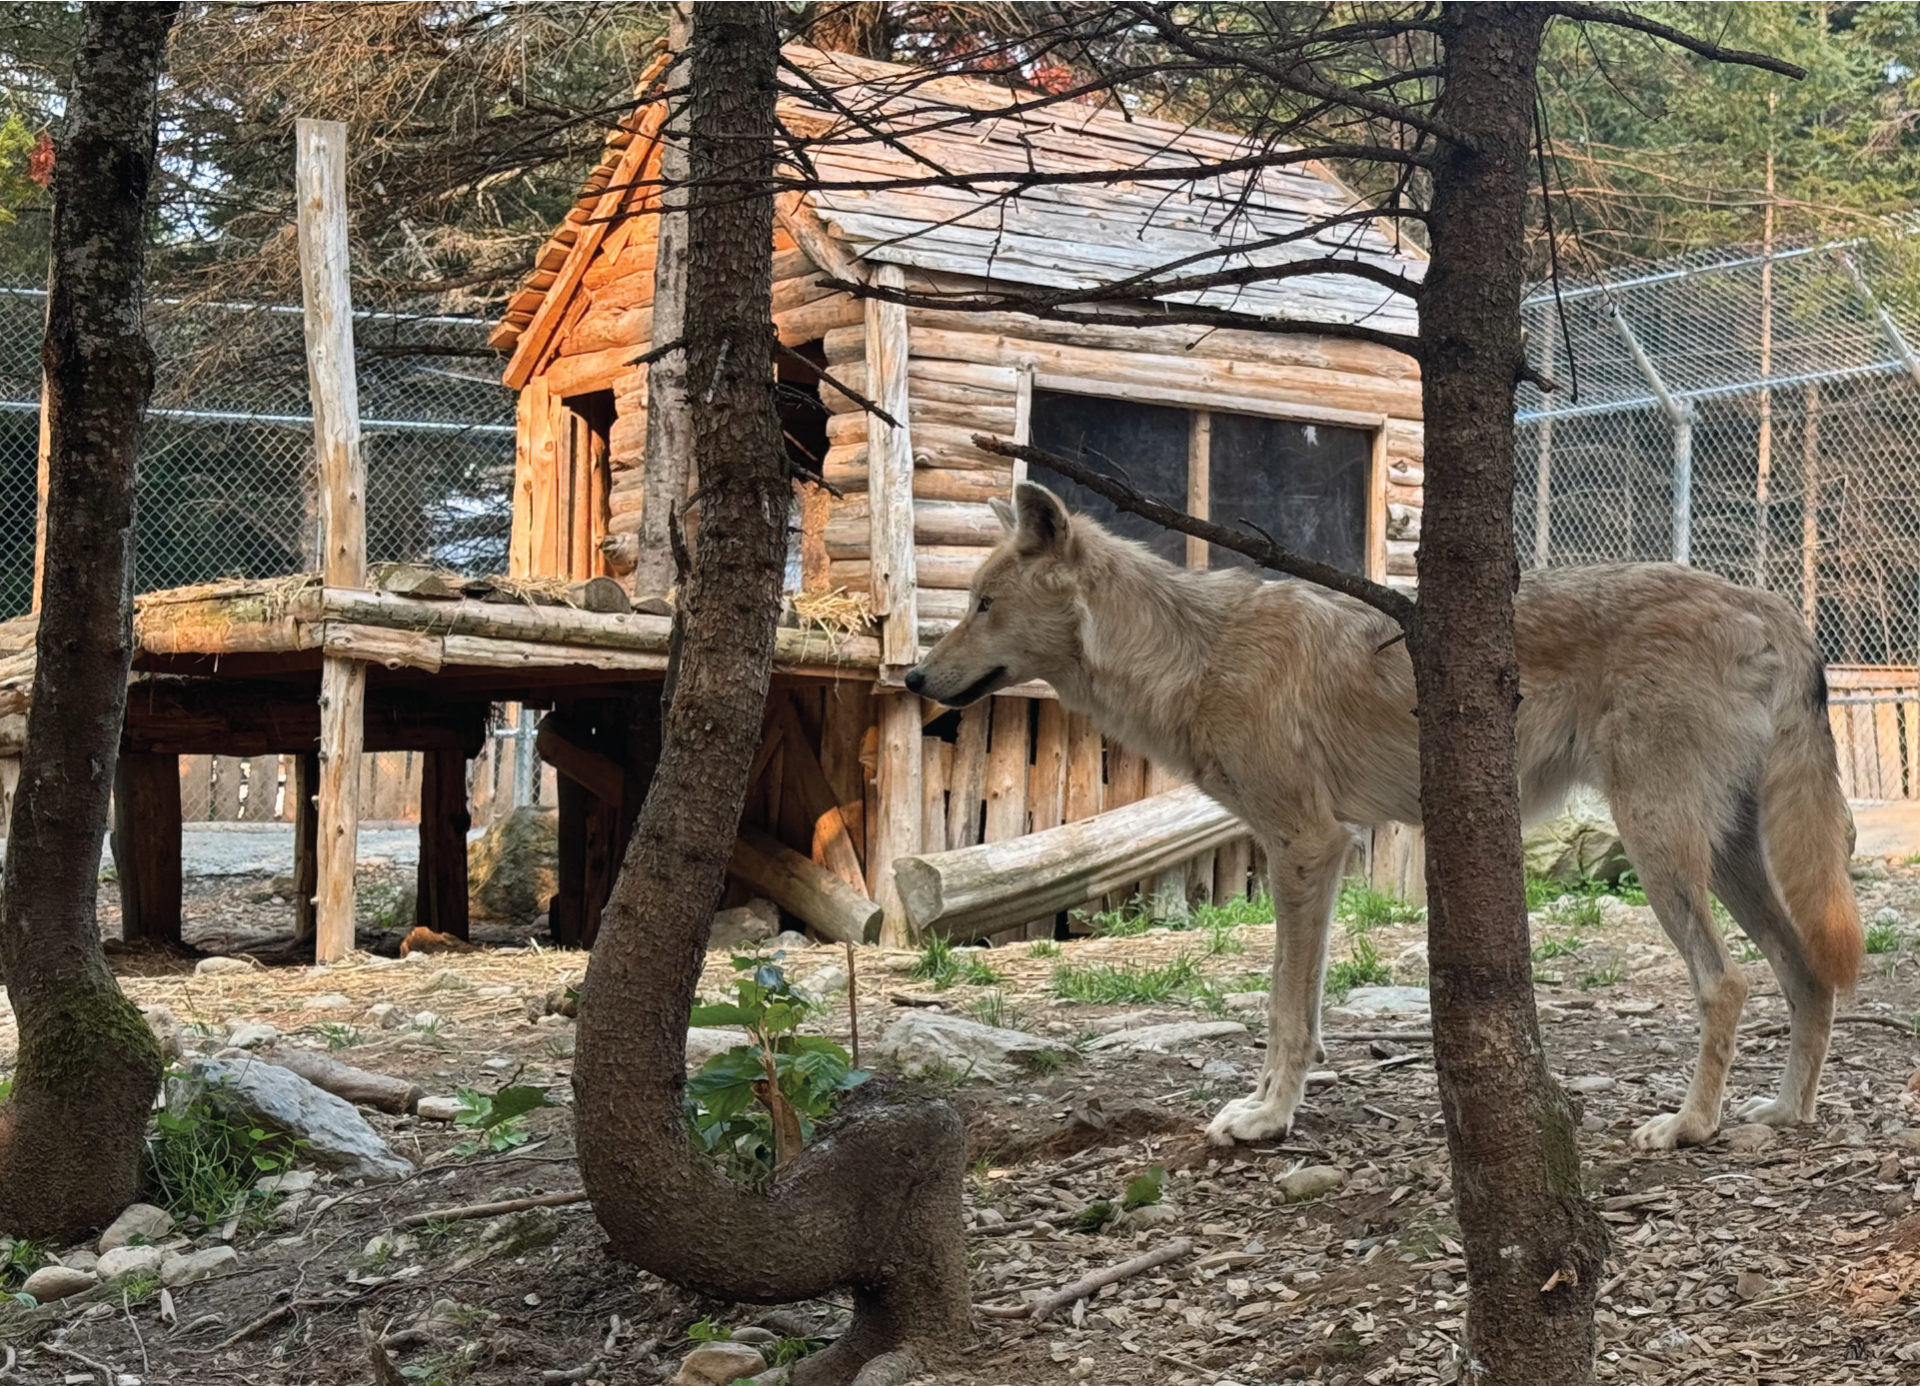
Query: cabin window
778 339 829 592
1027 388 1372 575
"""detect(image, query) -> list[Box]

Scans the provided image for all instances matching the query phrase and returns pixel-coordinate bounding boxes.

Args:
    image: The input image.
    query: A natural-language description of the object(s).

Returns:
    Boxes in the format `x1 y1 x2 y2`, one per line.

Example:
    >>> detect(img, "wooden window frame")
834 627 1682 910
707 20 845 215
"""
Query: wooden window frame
1028 372 1389 583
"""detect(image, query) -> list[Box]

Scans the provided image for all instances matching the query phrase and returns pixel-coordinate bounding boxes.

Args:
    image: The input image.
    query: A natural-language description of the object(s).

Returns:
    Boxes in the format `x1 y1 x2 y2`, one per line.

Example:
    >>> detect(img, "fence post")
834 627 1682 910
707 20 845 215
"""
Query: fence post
1610 305 1695 564
297 117 366 964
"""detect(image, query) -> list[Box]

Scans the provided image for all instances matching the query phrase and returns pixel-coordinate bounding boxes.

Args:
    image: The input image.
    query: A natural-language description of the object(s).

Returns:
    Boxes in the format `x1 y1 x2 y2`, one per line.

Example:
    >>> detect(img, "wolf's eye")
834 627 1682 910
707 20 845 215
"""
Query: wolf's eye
976 595 993 615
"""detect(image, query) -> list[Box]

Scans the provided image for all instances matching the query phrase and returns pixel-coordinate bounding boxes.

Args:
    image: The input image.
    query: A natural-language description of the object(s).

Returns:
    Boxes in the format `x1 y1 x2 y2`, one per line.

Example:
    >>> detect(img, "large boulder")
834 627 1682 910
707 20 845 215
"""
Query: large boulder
168 1056 412 1183
875 1010 1060 1084
468 805 558 924
1523 789 1630 886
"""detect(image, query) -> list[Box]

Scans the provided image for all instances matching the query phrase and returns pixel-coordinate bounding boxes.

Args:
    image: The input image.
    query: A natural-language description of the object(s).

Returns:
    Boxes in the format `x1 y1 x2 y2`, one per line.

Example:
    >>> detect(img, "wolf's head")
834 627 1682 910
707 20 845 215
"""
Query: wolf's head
904 482 1087 706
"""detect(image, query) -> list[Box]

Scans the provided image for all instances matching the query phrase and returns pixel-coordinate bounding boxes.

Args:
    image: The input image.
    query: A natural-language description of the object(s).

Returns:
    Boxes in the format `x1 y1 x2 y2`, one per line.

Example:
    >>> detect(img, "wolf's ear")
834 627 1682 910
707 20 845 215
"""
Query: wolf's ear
1012 482 1071 554
989 496 1016 533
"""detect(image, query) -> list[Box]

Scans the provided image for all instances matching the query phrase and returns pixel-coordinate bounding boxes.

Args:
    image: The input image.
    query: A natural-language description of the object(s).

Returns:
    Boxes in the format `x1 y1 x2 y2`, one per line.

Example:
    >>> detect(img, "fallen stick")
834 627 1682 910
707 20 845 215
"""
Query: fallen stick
1741 1011 1914 1039
969 1213 1073 1239
1325 1030 1433 1043
396 1189 589 1228
980 1238 1195 1322
266 1047 425 1114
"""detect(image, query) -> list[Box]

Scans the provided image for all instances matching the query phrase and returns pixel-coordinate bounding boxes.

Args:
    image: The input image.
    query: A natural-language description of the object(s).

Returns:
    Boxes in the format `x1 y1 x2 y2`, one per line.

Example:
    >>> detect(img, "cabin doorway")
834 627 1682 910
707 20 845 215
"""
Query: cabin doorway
558 389 614 580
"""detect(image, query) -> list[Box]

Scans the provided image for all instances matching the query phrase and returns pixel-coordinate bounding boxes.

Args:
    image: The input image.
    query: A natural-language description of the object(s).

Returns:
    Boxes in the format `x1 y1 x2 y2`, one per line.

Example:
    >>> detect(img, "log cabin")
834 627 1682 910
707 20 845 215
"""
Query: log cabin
488 46 1430 945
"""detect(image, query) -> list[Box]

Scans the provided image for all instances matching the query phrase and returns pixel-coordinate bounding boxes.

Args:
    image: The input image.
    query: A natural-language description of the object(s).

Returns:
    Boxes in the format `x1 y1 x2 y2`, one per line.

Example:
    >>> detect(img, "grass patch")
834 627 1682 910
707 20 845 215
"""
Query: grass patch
956 956 1004 987
963 991 1025 1031
146 1083 304 1224
909 936 959 989
1866 921 1902 954
1542 893 1608 931
1336 881 1423 933
1530 935 1583 963
1051 954 1205 1005
1325 936 1392 1001
1578 960 1626 990
1073 892 1276 939
1526 869 1648 911
1026 939 1060 959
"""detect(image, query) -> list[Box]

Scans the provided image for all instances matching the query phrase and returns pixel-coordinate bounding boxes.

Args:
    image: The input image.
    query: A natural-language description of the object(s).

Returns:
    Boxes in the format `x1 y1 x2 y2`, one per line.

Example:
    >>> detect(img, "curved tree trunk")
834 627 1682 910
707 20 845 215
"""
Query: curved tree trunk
571 7 969 1383
1414 7 1608 1383
0 2 179 1243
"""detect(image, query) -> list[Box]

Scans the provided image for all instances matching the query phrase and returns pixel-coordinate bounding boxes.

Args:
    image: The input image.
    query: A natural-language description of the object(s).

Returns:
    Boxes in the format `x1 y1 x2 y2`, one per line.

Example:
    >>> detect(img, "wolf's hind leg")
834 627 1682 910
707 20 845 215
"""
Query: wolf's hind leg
1207 825 1347 1147
1712 809 1832 1127
1620 819 1747 1151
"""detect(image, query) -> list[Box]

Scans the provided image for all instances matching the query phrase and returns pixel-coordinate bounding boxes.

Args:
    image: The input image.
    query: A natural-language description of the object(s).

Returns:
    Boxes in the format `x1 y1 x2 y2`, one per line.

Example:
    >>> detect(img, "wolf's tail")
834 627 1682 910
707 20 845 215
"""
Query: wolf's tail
1760 648 1862 991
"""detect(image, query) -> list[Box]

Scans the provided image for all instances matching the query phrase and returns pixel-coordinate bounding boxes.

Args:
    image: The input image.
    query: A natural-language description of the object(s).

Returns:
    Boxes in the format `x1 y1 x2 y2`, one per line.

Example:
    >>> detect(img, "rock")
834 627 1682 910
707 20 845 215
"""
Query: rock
800 964 848 1001
450 1208 563 1270
416 1095 464 1122
424 968 471 993
1733 1270 1768 1301
98 1203 173 1253
729 1327 779 1346
1521 788 1630 886
1083 1020 1248 1054
254 1169 319 1198
1391 942 1429 987
96 1244 165 1282
168 1057 413 1182
194 956 253 975
227 1021 278 1049
467 805 558 924
1278 1166 1348 1202
1087 1010 1176 1034
58 1250 99 1273
1223 991 1268 1011
1326 986 1430 1021
303 993 351 1010
22 1265 98 1301
140 1005 182 1061
161 1246 237 1288
411 1011 442 1031
1119 1201 1182 1229
685 1027 746 1070
709 899 780 951
1564 1075 1616 1094
668 1342 769 1386
768 929 812 952
366 1003 405 1030
1892 1128 1920 1153
875 1010 1060 1083
1722 1123 1777 1153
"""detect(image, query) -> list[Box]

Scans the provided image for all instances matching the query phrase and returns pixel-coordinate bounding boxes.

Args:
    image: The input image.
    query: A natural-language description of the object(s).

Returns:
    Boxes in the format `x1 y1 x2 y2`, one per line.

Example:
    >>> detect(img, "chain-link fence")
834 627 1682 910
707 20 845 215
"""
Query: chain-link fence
1516 236 1920 799
0 285 514 618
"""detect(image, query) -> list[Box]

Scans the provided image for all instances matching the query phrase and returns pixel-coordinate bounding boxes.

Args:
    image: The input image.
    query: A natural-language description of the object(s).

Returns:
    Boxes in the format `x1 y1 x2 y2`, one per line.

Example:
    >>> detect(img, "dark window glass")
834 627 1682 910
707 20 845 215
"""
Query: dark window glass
1207 413 1370 574
1027 389 1189 565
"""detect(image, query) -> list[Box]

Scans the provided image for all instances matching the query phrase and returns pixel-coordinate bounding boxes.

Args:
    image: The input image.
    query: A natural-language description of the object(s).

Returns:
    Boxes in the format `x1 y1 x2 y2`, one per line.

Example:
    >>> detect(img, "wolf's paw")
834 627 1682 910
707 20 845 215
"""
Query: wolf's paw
1205 1095 1295 1147
1630 1109 1718 1151
1728 1095 1809 1128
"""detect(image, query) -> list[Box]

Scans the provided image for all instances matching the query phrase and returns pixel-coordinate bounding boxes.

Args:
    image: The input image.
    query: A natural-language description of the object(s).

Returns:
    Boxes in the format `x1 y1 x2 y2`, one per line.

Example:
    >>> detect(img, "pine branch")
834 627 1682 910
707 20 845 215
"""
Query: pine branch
972 435 1415 625
1544 5 1809 79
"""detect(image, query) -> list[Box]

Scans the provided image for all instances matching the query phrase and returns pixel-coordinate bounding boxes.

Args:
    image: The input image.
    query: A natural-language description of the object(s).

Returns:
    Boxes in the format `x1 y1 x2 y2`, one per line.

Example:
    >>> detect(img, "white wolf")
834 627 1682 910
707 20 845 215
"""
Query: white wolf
905 483 1862 1150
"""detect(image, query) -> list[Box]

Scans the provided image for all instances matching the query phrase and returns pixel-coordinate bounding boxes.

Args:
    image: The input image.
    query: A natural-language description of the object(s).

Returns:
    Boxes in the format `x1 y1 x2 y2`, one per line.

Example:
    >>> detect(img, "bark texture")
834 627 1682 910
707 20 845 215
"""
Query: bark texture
1413 7 1608 1383
0 2 178 1242
572 7 969 1382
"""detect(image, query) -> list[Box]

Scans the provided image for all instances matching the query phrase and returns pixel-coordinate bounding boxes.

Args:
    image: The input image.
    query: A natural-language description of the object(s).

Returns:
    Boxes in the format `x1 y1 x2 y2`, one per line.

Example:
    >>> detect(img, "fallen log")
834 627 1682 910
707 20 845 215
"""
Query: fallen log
266 1048 424 1115
728 827 882 946
892 785 1243 941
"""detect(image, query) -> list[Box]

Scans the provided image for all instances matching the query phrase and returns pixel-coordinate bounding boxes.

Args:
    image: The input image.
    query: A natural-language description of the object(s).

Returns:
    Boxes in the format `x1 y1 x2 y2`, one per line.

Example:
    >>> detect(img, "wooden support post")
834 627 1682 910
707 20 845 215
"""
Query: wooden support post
921 736 950 863
1144 761 1189 915
871 692 922 945
293 751 319 941
946 701 990 849
552 757 588 948
110 752 182 947
865 264 918 676
415 750 471 939
298 117 368 964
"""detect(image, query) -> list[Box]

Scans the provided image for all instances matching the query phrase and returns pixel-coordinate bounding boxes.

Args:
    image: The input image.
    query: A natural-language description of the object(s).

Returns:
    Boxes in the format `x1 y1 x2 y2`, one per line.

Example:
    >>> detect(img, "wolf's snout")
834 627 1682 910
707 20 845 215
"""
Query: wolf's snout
903 666 927 694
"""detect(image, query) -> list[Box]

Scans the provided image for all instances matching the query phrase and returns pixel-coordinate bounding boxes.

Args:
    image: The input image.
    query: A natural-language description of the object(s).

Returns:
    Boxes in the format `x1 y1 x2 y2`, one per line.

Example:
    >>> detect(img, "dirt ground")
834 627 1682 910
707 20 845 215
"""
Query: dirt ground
2 856 1919 1386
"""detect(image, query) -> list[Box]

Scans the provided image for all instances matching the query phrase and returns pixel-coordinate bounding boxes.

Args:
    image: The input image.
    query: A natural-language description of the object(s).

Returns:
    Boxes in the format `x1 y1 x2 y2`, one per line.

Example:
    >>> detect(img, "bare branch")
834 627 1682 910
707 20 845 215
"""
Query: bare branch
1544 5 1809 79
972 435 1415 626
832 279 1422 357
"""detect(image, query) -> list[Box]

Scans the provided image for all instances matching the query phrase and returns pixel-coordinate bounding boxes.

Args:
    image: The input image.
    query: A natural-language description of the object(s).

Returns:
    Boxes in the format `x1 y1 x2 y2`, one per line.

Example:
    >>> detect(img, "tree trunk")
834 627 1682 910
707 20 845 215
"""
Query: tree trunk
1414 8 1607 1383
571 7 969 1384
629 0 694 599
0 2 178 1243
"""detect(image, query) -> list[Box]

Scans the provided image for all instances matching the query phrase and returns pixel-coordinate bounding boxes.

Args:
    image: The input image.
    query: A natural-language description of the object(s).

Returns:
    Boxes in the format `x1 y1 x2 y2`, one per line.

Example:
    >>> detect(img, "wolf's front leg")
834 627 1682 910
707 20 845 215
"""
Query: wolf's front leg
1207 826 1349 1147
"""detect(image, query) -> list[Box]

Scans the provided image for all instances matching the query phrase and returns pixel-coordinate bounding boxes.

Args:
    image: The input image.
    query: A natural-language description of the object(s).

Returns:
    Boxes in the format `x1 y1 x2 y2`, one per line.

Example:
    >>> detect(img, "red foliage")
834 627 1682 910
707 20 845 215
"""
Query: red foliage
27 131 54 188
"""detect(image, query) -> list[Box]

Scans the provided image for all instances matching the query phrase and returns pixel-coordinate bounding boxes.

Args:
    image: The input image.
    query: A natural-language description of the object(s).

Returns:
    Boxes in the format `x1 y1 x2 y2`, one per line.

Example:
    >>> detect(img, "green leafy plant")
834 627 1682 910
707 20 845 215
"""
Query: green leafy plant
1027 939 1060 958
766 1336 826 1367
145 1086 304 1223
1123 1165 1166 1211
1325 937 1392 1001
687 1317 732 1343
964 991 1024 1031
956 956 1004 987
0 1239 46 1290
685 954 869 1182
1543 893 1608 931
313 1022 363 1051
1578 961 1627 990
1866 921 1902 954
1531 935 1583 963
450 1085 554 1156
1200 920 1245 957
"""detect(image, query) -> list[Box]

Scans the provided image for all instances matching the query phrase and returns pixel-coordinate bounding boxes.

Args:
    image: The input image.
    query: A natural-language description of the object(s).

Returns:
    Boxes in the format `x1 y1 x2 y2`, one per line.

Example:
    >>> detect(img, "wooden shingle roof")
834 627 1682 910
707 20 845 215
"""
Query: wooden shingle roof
492 44 1422 363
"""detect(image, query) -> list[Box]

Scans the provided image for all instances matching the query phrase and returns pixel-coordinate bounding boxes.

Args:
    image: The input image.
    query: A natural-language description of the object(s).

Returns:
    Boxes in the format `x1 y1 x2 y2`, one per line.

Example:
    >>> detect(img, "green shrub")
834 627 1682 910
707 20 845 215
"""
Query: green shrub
1325 937 1392 1000
145 1084 304 1223
1051 954 1204 1004
1336 881 1423 933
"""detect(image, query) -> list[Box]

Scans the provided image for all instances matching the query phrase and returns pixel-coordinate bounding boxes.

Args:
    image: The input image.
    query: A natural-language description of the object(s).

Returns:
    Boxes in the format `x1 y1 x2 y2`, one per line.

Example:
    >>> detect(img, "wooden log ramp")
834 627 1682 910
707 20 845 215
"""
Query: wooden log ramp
892 785 1243 942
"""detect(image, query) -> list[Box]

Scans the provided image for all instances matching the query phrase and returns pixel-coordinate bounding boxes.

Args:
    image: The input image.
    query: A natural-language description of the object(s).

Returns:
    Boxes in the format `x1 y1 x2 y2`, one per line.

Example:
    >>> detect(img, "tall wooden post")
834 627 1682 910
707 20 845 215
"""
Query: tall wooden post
297 118 367 962
110 753 183 946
